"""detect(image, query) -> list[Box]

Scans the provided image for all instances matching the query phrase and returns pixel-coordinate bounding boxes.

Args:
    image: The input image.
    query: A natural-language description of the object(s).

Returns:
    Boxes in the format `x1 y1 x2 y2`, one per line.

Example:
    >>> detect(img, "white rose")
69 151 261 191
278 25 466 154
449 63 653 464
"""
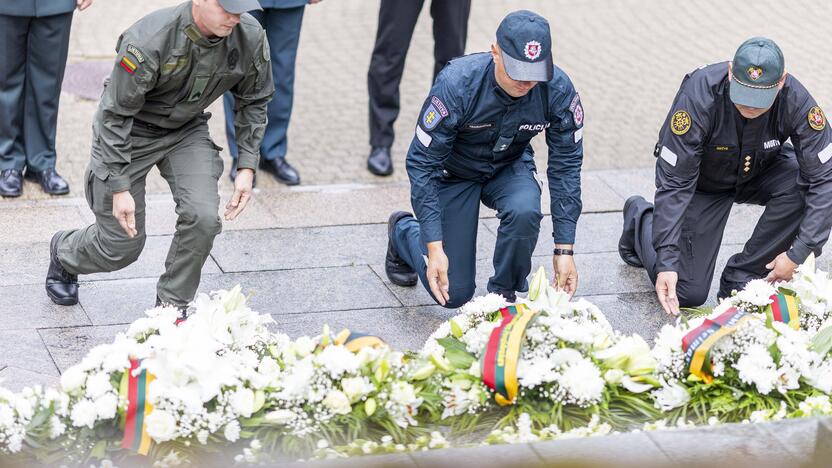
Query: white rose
323 390 352 415
230 387 256 418
94 393 119 420
85 372 113 399
69 399 98 428
265 409 295 425
145 410 178 442
13 397 33 420
60 366 87 393
341 377 369 403
604 369 624 384
652 380 691 411
293 336 316 357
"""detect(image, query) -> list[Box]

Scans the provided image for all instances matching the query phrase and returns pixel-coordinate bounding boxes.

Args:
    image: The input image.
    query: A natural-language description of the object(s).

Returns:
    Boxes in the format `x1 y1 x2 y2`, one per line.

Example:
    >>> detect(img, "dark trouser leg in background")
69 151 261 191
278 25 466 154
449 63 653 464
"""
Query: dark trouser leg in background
429 0 471 80
0 14 31 172
481 159 542 296
631 192 734 307
392 176 481 308
720 146 805 297
23 12 73 172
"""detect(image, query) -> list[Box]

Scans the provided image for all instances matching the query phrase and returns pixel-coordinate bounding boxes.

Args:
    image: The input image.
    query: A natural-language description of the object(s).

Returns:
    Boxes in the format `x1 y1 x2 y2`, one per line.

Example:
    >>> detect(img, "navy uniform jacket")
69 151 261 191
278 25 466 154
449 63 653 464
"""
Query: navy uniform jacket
0 0 75 16
653 62 832 272
407 52 584 245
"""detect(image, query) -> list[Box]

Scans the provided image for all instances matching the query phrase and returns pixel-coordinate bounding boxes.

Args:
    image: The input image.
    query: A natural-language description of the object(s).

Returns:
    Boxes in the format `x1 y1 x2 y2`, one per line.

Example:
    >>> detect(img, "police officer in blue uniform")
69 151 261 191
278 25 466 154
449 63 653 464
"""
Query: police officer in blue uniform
223 0 321 186
0 0 93 197
619 38 832 315
384 11 584 308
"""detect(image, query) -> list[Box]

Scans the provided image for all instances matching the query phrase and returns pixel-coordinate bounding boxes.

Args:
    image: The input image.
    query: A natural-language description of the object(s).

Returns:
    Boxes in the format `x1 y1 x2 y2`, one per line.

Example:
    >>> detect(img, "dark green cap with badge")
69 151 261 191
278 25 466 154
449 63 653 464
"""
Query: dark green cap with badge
730 37 785 109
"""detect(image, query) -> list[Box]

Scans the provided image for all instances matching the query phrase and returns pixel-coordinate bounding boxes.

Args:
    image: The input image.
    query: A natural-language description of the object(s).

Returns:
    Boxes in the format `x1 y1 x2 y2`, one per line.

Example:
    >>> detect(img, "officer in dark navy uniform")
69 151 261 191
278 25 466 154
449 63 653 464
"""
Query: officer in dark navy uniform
384 11 584 308
0 0 94 197
619 37 832 315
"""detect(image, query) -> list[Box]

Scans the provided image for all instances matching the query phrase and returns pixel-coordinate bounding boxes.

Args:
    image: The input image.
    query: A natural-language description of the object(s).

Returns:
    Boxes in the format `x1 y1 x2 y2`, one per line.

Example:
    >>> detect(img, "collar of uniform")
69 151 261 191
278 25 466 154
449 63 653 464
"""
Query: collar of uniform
183 4 226 48
488 59 527 106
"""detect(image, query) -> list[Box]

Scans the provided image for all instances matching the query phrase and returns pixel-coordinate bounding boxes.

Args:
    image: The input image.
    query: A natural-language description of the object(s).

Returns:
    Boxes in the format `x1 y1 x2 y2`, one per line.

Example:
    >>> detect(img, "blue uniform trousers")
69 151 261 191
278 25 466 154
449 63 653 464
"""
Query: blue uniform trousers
0 12 73 171
393 158 542 308
223 6 305 161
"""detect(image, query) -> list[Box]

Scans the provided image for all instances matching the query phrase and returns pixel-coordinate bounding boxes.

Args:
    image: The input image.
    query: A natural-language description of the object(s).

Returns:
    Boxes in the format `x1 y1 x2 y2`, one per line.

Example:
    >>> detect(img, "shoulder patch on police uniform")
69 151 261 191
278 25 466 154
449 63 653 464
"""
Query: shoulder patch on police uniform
119 55 138 75
808 106 826 131
422 96 448 131
569 94 584 127
670 110 691 135
126 44 145 63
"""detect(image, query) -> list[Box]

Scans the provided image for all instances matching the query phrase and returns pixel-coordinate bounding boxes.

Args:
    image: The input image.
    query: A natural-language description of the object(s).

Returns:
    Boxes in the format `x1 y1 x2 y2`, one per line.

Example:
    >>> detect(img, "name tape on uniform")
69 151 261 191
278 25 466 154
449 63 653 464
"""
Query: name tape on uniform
660 146 678 166
819 142 832 164
416 125 432 147
574 127 583 143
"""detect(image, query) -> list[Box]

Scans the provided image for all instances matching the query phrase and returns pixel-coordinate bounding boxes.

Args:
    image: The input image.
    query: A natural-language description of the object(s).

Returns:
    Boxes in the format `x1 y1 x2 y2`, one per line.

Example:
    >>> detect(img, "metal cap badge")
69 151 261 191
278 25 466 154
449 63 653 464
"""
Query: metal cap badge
496 10 554 82
217 0 262 14
730 37 785 109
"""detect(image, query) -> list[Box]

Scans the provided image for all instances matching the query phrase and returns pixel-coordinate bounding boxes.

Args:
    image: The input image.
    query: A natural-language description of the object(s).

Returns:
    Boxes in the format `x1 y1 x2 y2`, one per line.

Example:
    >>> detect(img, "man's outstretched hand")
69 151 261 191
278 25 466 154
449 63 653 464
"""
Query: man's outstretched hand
656 271 680 315
224 168 254 221
766 251 798 283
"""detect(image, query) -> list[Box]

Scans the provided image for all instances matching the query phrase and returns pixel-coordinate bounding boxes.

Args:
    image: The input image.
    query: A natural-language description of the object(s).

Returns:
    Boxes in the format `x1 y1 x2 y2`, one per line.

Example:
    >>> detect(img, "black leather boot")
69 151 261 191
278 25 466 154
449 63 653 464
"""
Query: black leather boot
46 231 79 305
618 196 645 267
367 147 393 176
385 211 418 286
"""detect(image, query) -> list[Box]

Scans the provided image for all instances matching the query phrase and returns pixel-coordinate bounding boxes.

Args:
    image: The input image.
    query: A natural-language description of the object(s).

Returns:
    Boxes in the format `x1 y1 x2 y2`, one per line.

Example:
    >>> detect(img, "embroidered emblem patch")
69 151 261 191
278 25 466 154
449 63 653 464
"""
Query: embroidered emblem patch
747 66 763 81
671 110 691 136
573 103 584 127
422 96 448 131
119 56 137 75
524 41 542 60
808 106 826 131
126 44 145 63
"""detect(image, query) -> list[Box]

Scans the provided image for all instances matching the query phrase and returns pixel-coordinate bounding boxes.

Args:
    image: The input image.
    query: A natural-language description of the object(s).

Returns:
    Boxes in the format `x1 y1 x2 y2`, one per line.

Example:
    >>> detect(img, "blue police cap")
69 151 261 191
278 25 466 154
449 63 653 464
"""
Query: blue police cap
730 37 785 109
496 10 554 82
218 0 262 14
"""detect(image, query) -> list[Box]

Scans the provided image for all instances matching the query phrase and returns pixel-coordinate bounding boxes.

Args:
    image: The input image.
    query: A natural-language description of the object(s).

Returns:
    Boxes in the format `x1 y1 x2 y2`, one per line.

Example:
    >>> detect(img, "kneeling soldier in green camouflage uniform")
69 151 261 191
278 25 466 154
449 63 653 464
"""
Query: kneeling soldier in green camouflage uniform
45 0 274 309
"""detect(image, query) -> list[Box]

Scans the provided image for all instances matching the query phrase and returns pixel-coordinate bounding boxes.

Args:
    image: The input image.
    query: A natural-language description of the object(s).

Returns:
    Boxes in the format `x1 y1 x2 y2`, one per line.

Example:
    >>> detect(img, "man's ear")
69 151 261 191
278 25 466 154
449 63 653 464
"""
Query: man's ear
778 72 789 90
727 61 733 80
490 43 500 61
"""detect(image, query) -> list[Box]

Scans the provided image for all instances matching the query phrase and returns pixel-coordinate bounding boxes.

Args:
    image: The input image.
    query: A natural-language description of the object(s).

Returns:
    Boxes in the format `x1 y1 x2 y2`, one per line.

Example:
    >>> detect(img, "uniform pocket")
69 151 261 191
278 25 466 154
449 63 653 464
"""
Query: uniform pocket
678 230 696 282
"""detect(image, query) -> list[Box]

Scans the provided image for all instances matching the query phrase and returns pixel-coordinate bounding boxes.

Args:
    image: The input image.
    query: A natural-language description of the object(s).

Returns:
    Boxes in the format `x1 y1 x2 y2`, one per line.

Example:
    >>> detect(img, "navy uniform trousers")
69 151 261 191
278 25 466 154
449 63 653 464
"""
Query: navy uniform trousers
393 158 543 308
0 11 73 172
222 5 305 162
629 144 806 306
367 0 470 149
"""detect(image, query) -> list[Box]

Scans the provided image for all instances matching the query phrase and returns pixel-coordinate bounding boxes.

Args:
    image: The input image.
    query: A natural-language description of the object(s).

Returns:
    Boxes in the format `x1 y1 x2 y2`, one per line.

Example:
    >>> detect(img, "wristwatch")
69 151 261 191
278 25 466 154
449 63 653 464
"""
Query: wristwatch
553 248 574 256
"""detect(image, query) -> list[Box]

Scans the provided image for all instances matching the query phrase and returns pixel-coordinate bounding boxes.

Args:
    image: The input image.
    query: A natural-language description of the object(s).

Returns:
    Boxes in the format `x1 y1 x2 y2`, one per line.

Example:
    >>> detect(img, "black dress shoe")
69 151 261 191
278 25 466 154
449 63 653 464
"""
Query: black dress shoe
385 211 418 286
259 157 300 185
46 231 78 305
618 195 645 267
25 167 70 195
0 169 23 197
367 147 393 176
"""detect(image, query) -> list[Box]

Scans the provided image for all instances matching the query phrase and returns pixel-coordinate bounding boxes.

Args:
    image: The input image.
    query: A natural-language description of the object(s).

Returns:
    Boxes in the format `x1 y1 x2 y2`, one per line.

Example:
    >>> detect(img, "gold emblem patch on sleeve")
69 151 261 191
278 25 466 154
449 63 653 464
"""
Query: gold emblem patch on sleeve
808 106 826 131
670 110 691 135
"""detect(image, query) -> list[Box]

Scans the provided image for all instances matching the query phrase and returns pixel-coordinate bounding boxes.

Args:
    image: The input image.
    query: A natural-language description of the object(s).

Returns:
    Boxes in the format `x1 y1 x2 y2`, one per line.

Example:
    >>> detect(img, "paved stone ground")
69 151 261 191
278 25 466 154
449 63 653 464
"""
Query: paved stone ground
2 0 832 463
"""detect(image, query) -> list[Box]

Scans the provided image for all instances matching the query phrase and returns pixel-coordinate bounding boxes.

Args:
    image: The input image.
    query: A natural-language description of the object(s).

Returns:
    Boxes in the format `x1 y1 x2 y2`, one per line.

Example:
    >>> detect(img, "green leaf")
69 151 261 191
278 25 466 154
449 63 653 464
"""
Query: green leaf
450 319 463 338
437 336 468 353
811 326 832 357
445 347 476 370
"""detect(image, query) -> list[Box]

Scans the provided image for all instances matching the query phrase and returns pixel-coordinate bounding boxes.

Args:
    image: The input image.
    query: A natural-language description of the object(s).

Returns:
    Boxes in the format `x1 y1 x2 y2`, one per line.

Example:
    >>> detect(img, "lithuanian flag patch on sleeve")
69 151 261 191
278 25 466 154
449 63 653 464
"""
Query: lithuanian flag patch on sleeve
119 55 138 75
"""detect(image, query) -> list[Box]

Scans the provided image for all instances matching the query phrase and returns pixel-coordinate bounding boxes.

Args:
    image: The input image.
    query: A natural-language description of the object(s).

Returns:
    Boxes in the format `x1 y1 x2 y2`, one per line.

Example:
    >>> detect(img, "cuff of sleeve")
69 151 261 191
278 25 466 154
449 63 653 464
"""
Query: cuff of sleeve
107 175 131 193
237 150 259 172
553 221 577 245
655 247 678 273
420 223 443 244
787 239 813 265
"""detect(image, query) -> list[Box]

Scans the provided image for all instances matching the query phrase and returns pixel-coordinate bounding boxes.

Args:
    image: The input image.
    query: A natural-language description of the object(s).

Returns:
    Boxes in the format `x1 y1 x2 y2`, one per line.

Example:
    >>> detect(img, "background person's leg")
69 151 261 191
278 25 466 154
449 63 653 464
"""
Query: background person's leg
429 0 471 80
155 125 223 306
481 160 542 297
393 177 481 308
0 14 30 173
367 0 424 149
23 12 73 172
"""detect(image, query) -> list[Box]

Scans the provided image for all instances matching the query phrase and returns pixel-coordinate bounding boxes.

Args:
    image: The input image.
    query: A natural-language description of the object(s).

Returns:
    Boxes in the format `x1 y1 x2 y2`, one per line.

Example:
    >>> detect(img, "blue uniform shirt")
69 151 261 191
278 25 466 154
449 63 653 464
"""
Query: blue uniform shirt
406 53 584 245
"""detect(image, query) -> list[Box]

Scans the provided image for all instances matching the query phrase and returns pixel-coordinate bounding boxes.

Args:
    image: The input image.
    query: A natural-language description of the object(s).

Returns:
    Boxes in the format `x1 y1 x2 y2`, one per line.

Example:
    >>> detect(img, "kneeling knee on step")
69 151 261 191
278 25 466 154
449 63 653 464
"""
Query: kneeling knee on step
183 209 222 237
443 286 476 309
103 234 146 267
678 286 709 308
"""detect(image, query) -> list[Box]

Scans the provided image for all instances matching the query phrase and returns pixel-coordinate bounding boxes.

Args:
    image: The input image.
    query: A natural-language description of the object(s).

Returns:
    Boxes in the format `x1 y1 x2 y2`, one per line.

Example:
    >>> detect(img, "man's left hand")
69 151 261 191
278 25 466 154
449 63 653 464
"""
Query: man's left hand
765 251 798 283
552 252 578 296
224 168 254 221
77 0 93 11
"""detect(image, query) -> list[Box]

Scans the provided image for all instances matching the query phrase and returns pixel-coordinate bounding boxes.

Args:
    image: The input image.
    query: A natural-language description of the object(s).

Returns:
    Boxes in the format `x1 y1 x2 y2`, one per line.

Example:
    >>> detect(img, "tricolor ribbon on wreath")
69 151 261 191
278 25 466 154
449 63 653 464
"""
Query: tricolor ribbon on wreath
481 304 539 406
119 358 155 455
681 292 800 382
